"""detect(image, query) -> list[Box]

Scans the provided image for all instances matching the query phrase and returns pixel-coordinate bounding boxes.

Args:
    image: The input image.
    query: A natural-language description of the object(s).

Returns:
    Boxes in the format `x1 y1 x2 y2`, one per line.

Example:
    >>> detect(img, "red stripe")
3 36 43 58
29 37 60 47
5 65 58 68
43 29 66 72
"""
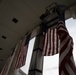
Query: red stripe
14 36 28 69
15 41 22 68
62 67 69 75
43 28 59 56
48 29 51 56
0 57 11 75
60 34 68 43
23 45 28 65
58 21 76 75
60 38 70 56
59 47 72 74
68 59 76 74
43 20 76 75
56 29 58 53
52 29 54 55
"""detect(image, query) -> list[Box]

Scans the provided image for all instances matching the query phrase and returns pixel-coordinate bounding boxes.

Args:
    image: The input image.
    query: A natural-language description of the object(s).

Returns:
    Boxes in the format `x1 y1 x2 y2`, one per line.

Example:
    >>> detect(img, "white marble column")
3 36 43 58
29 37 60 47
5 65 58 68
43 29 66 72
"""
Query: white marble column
7 40 22 75
28 27 44 75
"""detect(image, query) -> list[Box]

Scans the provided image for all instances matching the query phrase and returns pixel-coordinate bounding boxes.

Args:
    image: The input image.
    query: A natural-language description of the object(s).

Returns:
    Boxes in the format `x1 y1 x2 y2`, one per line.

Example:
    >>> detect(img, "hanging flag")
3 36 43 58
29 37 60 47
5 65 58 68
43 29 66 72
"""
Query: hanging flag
14 33 31 69
43 28 60 56
57 21 76 75
0 57 11 75
43 20 76 75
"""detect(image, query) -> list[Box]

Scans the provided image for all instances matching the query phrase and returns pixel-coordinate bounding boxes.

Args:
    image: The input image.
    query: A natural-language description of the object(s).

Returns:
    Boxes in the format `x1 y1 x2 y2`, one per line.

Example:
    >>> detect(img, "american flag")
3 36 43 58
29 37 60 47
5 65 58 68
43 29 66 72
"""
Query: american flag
14 33 31 69
43 20 76 75
43 28 60 56
0 57 11 75
58 21 76 75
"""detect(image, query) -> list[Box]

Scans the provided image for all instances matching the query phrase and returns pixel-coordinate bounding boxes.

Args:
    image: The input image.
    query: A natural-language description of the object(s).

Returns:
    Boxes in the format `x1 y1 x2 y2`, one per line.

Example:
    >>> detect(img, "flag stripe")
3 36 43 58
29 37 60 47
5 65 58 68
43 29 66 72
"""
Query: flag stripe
60 37 70 56
50 29 53 55
43 20 76 75
63 66 69 75
59 48 72 74
54 29 57 54
61 71 65 75
55 28 59 54
58 21 76 75
43 28 59 56
48 29 51 56
0 57 11 75
52 29 54 55
65 63 75 75
14 33 31 69
44 33 48 55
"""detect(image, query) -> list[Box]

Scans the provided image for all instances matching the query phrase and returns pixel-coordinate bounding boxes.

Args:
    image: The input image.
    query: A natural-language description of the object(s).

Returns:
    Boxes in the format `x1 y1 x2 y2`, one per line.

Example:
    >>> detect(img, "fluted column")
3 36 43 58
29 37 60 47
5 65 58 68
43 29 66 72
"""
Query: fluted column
28 27 44 75
7 40 22 75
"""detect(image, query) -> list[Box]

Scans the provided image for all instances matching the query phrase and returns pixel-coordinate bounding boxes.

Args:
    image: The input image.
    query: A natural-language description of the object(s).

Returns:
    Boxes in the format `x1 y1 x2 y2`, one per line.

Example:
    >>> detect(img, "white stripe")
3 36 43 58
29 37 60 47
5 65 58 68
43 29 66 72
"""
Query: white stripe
58 36 60 53
60 35 69 49
65 63 75 75
46 33 48 56
51 29 53 55
54 29 57 54
50 30 52 55
47 29 51 55
58 27 68 33
58 21 64 24
47 29 50 55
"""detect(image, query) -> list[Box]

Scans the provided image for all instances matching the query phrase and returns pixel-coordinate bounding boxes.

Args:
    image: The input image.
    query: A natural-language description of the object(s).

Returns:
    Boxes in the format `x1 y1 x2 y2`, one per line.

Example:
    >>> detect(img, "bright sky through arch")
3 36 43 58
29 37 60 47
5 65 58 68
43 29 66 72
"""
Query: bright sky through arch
65 18 76 63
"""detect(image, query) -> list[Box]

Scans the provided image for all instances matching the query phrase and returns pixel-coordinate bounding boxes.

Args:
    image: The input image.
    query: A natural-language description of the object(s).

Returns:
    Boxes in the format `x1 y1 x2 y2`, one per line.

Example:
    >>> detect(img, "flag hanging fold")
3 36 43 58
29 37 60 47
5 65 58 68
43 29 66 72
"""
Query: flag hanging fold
0 57 11 75
57 21 76 75
14 33 31 69
43 20 76 75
